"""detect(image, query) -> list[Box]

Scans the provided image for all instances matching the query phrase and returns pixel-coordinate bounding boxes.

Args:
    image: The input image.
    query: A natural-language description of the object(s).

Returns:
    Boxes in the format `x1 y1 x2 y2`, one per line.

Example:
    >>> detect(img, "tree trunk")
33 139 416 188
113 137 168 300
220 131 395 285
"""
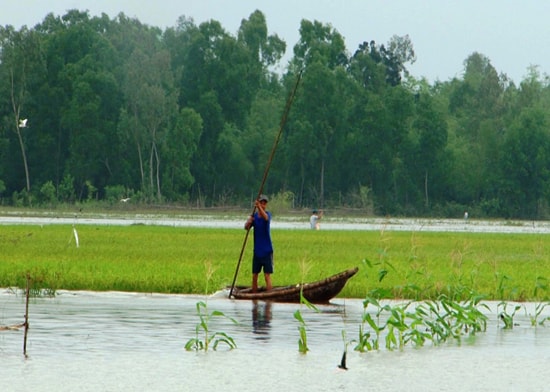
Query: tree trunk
15 126 30 193
154 143 161 200
10 69 31 194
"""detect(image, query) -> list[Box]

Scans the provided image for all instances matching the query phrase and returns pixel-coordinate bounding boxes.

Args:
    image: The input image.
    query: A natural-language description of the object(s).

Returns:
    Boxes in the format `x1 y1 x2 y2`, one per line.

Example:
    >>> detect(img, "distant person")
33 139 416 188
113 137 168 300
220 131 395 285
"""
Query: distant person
310 209 322 230
244 194 273 292
464 211 469 221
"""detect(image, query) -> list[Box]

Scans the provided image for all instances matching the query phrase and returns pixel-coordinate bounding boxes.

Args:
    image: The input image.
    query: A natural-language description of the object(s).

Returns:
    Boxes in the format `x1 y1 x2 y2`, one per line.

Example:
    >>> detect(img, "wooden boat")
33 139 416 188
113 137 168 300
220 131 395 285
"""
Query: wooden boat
229 267 359 303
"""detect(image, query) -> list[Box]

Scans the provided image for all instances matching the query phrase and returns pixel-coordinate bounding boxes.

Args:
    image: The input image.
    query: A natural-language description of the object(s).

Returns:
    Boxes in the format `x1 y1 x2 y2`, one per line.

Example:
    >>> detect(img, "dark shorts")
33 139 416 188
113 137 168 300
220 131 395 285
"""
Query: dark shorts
252 253 274 274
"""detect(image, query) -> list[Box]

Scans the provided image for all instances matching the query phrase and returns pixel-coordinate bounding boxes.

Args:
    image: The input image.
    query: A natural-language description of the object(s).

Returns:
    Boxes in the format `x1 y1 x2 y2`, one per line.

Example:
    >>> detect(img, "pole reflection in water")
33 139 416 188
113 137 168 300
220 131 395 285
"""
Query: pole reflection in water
251 300 272 339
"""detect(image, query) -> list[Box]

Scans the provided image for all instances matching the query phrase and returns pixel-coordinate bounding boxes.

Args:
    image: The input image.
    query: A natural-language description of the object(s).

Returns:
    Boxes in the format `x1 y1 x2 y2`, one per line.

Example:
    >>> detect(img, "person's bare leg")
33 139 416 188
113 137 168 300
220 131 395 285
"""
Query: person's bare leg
265 273 272 291
252 273 259 293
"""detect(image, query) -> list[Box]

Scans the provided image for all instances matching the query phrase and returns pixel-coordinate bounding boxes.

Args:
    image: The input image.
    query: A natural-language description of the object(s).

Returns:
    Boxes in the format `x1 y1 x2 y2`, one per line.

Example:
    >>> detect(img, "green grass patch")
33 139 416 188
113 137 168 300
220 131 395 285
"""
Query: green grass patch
1 224 549 301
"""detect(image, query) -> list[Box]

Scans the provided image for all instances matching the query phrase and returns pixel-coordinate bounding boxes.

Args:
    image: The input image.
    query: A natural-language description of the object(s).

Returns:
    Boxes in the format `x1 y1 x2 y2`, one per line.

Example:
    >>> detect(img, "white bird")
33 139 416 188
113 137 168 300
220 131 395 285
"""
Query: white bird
120 197 130 202
19 119 28 128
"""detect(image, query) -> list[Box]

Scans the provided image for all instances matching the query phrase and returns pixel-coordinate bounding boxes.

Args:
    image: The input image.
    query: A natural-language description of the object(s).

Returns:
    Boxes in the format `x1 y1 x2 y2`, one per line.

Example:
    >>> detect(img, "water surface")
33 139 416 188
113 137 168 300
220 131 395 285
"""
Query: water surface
1 290 549 392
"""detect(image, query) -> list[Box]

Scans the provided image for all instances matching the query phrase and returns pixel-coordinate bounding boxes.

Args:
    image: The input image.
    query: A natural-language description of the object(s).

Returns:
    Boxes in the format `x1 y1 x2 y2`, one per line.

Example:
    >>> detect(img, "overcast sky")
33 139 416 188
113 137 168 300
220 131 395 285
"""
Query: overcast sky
1 0 549 84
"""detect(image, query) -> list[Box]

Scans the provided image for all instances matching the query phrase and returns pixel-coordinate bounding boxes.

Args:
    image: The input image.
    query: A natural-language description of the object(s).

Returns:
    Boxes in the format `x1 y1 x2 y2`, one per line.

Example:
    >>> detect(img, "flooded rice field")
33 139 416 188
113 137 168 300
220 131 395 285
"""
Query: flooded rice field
1 290 549 391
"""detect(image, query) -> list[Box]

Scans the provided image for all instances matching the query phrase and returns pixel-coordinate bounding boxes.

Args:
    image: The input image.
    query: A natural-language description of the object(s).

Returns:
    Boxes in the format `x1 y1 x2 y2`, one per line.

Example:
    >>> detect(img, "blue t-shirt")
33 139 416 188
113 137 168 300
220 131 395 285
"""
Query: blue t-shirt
251 211 273 257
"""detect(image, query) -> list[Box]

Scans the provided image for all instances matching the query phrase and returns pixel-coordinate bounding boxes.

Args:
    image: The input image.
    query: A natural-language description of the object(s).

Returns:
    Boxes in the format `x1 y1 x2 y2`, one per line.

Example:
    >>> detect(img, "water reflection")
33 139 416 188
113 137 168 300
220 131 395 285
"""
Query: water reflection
251 300 272 340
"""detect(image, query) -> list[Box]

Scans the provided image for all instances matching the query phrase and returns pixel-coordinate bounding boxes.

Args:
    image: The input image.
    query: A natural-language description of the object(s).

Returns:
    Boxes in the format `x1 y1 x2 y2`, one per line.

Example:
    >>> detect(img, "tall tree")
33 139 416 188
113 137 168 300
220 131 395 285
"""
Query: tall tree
286 20 351 207
348 35 415 90
445 52 508 208
161 107 202 201
121 48 177 201
500 107 550 218
237 10 286 69
168 15 279 203
0 26 44 198
410 92 448 208
292 19 347 71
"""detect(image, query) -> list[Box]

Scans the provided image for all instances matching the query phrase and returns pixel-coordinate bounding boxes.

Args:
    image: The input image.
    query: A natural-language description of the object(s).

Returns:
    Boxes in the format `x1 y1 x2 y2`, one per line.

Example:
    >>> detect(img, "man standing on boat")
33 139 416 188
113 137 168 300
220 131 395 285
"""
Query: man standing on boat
245 194 273 292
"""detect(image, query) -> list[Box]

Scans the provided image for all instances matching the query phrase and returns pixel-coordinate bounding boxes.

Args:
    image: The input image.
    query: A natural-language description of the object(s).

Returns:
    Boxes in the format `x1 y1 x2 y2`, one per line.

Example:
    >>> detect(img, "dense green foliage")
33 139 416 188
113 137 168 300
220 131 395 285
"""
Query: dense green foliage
2 9 550 218
1 223 549 301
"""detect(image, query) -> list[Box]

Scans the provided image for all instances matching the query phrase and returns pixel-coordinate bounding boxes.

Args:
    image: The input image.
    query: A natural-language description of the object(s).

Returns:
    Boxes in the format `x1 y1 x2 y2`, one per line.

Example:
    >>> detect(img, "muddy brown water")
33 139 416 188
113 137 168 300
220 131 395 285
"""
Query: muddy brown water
1 290 549 392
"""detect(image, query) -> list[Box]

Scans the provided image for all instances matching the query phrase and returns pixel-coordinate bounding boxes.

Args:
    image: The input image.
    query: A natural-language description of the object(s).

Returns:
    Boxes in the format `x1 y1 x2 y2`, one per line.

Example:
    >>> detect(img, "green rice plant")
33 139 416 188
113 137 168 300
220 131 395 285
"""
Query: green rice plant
494 272 514 300
3 222 550 301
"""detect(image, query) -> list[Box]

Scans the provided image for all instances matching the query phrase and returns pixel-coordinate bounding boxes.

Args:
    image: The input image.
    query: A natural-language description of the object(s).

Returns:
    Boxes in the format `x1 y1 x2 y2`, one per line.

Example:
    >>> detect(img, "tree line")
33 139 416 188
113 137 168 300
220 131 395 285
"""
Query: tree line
1 9 550 219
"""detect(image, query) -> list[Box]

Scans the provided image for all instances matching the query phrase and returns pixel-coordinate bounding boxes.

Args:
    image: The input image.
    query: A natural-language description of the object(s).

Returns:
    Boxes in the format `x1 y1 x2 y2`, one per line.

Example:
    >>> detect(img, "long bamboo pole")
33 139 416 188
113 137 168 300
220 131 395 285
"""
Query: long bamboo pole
229 70 302 298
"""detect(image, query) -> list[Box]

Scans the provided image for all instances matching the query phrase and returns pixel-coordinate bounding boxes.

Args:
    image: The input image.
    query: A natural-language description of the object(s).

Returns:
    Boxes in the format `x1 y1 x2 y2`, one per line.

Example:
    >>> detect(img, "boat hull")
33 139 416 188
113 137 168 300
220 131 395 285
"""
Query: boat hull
229 267 359 303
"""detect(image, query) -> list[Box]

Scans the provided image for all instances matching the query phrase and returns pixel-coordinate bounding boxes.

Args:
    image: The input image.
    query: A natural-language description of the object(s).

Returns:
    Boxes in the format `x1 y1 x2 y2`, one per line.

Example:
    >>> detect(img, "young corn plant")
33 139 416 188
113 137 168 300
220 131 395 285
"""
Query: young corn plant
385 304 409 350
403 304 433 347
185 300 238 351
497 301 522 329
338 329 351 370
354 315 375 352
528 302 550 327
294 308 309 353
358 250 491 353
294 288 320 354
438 294 488 336
354 294 389 352
422 300 453 344
185 261 238 351
529 277 550 326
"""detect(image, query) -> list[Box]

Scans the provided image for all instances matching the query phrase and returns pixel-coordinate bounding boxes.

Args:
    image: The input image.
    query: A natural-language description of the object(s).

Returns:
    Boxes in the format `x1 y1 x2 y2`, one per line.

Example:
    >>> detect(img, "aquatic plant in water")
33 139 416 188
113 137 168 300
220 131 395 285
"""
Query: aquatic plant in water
294 288 320 354
356 257 489 352
355 295 388 352
529 277 550 326
185 261 238 351
294 309 309 353
497 301 521 329
185 300 238 351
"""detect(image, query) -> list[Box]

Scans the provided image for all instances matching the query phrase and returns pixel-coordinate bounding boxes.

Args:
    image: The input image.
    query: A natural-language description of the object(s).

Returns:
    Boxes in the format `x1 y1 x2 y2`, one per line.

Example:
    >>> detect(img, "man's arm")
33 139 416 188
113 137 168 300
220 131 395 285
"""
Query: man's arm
245 214 254 229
